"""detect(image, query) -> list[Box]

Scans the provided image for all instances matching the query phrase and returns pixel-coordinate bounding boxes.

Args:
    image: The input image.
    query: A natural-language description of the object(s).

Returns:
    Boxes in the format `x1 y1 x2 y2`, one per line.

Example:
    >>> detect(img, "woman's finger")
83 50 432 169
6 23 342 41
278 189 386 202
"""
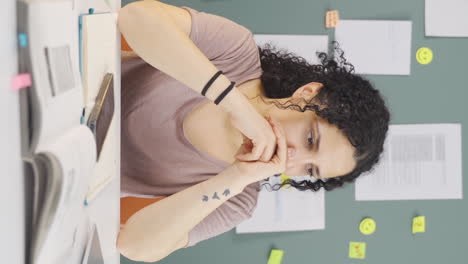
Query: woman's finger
271 118 287 166
252 143 267 161
259 123 276 162
262 116 276 162
238 140 265 161
253 116 272 161
260 138 275 162
235 134 253 160
235 143 251 160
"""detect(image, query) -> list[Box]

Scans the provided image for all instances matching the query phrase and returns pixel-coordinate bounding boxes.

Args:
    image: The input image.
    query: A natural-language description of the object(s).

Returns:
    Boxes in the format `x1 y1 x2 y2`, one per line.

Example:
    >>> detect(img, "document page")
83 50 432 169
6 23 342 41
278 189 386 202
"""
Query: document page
335 20 412 75
236 176 325 233
425 0 468 37
253 34 328 64
355 124 463 201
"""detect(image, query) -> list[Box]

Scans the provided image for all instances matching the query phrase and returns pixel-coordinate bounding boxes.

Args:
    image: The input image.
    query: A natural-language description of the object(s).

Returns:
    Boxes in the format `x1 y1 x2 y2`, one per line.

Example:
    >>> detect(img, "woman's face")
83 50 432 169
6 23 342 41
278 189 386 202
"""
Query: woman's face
267 82 357 179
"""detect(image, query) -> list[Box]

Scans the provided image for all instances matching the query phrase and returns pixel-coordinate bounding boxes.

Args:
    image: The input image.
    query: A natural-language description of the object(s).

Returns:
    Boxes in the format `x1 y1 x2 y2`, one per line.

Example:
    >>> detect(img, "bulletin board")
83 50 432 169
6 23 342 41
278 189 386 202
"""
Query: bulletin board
121 0 468 263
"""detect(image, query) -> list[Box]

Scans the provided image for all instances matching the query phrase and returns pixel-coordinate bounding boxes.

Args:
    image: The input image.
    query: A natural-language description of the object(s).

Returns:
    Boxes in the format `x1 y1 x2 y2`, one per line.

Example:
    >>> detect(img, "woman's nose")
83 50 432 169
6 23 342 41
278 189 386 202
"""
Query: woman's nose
287 147 296 160
286 148 295 169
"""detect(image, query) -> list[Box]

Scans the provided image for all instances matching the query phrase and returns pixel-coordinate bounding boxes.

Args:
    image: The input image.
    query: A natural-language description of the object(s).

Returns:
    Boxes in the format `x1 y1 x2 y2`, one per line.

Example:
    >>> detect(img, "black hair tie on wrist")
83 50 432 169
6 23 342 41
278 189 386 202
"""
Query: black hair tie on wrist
214 81 236 105
201 70 223 96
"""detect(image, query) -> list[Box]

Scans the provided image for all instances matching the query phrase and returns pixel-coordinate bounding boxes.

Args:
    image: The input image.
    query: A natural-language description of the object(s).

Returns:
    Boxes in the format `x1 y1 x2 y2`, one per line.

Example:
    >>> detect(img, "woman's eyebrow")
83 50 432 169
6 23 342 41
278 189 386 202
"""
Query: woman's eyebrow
316 121 321 152
315 122 321 178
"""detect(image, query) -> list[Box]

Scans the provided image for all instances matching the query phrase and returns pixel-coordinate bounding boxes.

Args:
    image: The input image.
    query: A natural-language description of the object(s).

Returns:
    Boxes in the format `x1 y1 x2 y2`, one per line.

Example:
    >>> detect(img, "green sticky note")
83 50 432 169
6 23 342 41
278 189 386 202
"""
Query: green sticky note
349 242 366 259
412 216 426 234
267 249 284 264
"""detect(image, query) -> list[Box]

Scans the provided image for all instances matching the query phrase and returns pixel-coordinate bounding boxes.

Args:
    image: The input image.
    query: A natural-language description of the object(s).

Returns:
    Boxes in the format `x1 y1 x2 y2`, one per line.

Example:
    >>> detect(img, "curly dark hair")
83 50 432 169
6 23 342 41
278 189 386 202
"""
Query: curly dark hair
258 41 390 192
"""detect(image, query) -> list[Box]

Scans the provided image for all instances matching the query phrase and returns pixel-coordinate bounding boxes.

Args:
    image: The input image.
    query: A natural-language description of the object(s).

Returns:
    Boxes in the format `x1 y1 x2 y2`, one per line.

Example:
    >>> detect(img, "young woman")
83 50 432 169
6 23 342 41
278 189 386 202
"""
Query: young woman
117 0 390 262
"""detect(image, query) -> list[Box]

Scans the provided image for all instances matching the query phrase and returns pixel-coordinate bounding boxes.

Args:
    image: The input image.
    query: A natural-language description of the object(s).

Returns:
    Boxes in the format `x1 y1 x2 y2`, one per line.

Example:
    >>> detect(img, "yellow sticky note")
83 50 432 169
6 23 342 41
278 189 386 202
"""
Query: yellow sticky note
412 216 426 234
349 242 366 259
280 173 291 189
267 249 284 264
280 173 290 183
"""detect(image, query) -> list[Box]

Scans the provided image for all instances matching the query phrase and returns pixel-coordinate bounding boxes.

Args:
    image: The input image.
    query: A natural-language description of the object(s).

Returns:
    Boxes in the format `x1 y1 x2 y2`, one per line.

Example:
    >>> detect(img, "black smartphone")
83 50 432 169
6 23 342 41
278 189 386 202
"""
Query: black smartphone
87 73 114 160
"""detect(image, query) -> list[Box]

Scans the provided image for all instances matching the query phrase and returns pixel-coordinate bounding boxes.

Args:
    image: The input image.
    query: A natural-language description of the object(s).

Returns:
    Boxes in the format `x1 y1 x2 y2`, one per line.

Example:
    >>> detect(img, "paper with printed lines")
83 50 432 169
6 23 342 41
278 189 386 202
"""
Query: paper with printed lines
355 124 462 201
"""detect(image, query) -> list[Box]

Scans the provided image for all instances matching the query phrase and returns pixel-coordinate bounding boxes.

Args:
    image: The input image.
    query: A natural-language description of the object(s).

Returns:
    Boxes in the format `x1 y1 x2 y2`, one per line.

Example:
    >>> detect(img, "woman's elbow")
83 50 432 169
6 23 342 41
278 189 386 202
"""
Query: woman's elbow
117 241 164 262
116 230 150 261
116 230 174 262
116 231 141 261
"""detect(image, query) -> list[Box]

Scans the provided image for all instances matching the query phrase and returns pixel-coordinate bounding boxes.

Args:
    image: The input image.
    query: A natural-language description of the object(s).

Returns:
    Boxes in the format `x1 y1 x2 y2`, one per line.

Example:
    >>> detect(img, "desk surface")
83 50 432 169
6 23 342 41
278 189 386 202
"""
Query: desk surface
120 0 468 263
1 0 121 263
1 0 24 263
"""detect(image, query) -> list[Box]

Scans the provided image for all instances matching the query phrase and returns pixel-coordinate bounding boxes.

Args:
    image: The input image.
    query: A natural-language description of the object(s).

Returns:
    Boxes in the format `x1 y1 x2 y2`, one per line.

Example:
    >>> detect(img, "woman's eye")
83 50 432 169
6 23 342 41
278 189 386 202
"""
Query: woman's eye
307 131 315 146
306 131 315 178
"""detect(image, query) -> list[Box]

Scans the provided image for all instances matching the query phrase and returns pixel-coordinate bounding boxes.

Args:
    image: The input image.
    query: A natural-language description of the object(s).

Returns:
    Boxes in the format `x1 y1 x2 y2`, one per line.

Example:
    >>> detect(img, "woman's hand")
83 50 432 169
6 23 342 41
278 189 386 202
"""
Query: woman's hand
228 101 277 162
232 116 288 185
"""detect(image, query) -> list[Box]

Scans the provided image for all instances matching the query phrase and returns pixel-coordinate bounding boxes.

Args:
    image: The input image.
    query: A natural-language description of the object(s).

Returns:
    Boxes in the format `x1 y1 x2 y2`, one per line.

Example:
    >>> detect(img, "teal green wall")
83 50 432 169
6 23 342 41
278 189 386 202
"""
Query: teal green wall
121 0 468 263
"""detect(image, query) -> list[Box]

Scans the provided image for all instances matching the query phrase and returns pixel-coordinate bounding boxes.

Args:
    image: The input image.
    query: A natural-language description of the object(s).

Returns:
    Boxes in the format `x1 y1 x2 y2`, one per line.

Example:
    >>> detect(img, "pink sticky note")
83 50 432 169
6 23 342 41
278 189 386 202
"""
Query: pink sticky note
11 73 32 91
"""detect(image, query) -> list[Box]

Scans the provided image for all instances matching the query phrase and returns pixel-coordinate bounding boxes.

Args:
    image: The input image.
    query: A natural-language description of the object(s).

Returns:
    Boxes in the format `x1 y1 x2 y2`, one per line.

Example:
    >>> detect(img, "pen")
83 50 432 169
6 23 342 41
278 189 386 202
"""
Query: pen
84 175 114 206
80 108 85 124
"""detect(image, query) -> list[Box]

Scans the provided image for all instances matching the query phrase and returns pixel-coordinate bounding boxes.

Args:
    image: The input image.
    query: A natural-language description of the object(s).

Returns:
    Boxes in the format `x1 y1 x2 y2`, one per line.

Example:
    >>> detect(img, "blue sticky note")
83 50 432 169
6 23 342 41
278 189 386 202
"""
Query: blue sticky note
18 33 28 47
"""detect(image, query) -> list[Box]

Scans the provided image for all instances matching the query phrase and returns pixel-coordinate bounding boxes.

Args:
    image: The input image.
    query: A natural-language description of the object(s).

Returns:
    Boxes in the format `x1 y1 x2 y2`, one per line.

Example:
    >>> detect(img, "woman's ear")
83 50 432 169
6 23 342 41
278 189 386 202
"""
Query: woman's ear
292 82 324 101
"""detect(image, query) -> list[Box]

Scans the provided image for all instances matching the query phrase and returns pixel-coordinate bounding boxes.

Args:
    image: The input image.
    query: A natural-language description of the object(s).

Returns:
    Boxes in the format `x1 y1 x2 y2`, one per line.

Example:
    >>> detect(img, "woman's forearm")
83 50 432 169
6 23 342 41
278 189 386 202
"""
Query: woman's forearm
117 165 247 262
117 0 245 114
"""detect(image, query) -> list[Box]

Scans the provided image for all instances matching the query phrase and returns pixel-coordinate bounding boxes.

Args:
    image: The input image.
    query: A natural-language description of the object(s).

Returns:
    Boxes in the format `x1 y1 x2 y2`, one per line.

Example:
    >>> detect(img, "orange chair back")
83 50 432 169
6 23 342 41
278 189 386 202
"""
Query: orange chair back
120 196 166 225
121 34 133 52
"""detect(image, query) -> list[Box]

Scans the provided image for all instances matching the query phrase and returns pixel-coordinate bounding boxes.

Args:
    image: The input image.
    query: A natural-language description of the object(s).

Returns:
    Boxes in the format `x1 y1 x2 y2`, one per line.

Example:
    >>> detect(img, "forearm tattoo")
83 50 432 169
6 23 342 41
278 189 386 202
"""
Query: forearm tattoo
202 188 231 202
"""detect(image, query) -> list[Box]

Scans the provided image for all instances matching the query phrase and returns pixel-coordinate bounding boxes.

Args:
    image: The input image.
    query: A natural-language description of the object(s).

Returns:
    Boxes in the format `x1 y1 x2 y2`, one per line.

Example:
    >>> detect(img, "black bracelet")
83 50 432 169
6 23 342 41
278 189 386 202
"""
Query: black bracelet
201 70 223 96
214 81 236 105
